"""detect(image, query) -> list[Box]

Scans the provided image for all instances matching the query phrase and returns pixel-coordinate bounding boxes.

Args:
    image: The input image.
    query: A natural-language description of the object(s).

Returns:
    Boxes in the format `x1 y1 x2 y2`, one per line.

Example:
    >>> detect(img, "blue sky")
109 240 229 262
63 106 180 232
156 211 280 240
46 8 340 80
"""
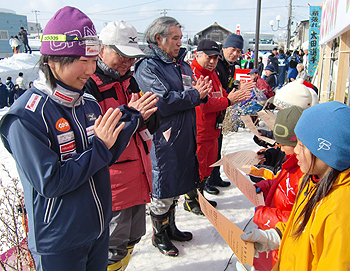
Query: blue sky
1 0 321 40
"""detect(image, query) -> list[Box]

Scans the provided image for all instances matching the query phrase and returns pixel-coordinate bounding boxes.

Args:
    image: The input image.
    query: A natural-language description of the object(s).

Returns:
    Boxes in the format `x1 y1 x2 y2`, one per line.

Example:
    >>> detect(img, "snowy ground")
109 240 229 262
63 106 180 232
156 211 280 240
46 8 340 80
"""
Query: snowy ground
127 130 260 271
0 53 263 271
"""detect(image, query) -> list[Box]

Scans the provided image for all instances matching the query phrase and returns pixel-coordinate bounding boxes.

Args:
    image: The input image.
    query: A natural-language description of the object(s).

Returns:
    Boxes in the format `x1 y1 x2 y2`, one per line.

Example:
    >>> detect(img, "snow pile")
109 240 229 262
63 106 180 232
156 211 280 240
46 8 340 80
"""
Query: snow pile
0 52 41 86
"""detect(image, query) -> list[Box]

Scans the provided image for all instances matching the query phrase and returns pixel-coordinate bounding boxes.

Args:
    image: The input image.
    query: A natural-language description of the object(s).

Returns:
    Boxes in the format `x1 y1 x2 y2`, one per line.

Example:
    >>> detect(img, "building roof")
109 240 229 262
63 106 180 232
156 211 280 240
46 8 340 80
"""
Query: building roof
0 8 16 14
196 22 232 36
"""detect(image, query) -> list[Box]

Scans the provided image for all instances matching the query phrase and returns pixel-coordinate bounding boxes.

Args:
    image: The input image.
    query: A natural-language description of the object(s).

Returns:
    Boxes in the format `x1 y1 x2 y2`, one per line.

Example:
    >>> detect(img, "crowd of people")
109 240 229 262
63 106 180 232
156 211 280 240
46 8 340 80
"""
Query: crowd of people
0 6 349 271
0 72 31 108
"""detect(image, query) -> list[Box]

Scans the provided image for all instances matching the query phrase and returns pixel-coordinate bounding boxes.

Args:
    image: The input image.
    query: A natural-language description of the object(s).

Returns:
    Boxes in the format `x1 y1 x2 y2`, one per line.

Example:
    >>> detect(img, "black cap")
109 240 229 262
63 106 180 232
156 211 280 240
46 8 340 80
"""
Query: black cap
197 39 220 56
247 68 259 75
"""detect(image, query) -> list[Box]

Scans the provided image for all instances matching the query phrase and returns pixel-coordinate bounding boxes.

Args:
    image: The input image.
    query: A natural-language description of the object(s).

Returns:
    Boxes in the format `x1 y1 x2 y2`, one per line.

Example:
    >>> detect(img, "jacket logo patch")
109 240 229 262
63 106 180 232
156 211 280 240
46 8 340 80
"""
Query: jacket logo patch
25 94 42 112
53 90 73 102
61 152 75 161
60 141 76 153
57 131 74 144
86 125 94 137
56 118 71 132
86 125 95 145
86 113 96 122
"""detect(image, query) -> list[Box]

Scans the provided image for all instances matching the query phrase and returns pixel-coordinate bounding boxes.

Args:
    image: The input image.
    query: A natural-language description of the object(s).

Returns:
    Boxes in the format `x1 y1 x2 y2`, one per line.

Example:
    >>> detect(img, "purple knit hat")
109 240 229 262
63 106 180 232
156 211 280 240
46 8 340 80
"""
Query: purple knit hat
40 6 100 57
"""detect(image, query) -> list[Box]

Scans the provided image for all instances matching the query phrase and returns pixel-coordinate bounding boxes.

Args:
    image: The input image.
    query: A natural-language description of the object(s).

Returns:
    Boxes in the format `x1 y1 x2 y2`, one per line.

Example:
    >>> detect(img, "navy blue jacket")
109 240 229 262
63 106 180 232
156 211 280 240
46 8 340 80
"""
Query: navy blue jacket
134 45 201 198
0 72 142 254
277 53 289 86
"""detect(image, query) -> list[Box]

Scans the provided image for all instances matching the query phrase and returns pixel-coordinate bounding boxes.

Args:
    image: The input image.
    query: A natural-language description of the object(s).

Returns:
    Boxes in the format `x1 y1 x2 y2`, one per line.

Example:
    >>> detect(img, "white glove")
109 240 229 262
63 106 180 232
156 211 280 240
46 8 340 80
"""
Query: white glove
241 228 281 257
236 261 256 271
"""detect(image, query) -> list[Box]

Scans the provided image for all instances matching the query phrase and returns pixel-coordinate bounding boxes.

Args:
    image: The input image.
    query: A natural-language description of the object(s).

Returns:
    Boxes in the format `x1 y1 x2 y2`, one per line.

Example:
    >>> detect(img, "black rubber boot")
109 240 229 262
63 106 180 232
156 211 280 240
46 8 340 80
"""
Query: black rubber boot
167 201 193 241
184 189 203 215
199 178 217 208
150 211 179 257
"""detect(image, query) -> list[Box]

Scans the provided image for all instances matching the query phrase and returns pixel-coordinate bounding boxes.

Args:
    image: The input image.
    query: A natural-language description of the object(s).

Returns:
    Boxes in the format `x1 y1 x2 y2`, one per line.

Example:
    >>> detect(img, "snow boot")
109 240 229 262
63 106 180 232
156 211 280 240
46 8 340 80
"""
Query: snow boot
107 261 122 271
183 189 203 215
199 177 217 208
167 200 193 241
151 211 179 257
183 180 217 215
120 244 134 270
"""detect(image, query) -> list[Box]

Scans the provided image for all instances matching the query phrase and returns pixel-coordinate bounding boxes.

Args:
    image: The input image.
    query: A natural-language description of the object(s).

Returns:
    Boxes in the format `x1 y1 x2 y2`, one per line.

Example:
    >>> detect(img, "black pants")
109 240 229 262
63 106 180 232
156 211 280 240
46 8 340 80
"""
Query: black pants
206 133 223 185
23 42 32 53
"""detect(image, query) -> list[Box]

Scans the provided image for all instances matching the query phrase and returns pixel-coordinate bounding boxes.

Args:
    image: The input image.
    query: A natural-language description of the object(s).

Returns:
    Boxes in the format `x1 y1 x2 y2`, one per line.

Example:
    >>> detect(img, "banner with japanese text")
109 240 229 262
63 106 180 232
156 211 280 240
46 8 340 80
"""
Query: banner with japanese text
308 6 322 77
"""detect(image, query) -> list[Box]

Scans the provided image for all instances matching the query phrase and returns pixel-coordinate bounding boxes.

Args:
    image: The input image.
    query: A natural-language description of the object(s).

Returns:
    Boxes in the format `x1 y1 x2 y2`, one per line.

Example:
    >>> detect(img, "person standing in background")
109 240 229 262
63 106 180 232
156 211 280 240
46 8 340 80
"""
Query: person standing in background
5 77 14 106
15 72 26 92
267 47 279 76
0 78 8 108
18 27 32 54
277 49 288 89
9 36 20 54
258 56 264 76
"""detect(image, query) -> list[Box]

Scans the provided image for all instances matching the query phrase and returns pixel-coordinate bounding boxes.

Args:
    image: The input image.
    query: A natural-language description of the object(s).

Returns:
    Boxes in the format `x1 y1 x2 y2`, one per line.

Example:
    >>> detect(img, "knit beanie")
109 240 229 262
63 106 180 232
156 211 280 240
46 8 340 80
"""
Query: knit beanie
273 106 304 146
40 6 99 57
264 65 274 72
223 34 244 50
274 80 313 109
295 101 350 171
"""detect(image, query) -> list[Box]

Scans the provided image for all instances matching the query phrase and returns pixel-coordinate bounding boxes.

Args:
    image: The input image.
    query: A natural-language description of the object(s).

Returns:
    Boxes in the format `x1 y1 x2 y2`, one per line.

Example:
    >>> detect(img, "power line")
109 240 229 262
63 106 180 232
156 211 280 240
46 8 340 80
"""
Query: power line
88 0 161 14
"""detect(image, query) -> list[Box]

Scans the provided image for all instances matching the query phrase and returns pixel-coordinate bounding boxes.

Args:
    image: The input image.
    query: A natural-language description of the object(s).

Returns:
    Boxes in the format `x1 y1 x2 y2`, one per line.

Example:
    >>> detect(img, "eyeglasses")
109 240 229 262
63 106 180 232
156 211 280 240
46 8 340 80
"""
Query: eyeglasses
40 34 103 56
115 52 135 64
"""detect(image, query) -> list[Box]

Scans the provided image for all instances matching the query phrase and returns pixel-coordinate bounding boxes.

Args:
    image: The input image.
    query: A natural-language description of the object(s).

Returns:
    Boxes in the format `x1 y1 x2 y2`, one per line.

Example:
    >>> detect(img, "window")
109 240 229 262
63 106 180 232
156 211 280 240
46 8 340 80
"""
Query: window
0 31 9 40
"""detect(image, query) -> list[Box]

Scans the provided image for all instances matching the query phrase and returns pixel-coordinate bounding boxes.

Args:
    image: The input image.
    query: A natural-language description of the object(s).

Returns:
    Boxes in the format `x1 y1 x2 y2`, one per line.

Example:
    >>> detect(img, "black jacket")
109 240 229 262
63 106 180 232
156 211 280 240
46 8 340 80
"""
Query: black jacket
264 72 278 91
215 51 236 93
267 54 279 75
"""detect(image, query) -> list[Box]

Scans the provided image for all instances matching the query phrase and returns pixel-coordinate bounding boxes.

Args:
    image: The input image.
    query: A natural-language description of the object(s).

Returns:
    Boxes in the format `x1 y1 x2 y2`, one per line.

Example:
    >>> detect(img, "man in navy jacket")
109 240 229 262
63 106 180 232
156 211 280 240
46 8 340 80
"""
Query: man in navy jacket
135 16 211 257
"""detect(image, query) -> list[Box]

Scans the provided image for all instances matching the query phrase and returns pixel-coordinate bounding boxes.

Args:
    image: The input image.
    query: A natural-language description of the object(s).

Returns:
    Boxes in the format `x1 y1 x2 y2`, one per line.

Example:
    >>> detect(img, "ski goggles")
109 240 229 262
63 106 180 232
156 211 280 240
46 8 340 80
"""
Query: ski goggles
40 34 102 56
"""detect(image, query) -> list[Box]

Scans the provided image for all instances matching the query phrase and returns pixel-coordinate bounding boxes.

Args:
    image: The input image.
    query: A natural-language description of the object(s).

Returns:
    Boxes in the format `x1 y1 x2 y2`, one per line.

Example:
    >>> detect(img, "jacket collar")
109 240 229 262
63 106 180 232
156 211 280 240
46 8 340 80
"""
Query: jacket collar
143 43 186 64
33 71 84 107
191 57 213 77
96 58 132 82
143 44 173 64
219 50 235 67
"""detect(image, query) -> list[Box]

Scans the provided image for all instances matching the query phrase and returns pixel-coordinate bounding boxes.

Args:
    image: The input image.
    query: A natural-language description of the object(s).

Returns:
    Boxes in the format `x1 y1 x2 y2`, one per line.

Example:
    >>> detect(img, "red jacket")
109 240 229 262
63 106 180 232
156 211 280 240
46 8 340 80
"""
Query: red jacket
253 153 303 230
190 58 229 142
253 153 303 270
87 67 152 211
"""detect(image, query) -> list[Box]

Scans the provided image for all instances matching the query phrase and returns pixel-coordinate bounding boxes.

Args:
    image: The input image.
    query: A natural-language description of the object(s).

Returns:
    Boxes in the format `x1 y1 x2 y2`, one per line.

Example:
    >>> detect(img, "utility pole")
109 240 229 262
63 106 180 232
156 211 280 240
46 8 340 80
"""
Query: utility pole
286 0 292 51
254 0 262 68
158 9 169 16
32 10 40 38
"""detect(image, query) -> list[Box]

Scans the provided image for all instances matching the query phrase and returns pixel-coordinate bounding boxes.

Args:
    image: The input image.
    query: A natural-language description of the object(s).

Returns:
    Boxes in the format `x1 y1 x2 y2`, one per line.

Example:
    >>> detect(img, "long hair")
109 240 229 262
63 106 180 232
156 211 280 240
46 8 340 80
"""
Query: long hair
144 16 182 45
293 152 341 238
38 55 80 89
